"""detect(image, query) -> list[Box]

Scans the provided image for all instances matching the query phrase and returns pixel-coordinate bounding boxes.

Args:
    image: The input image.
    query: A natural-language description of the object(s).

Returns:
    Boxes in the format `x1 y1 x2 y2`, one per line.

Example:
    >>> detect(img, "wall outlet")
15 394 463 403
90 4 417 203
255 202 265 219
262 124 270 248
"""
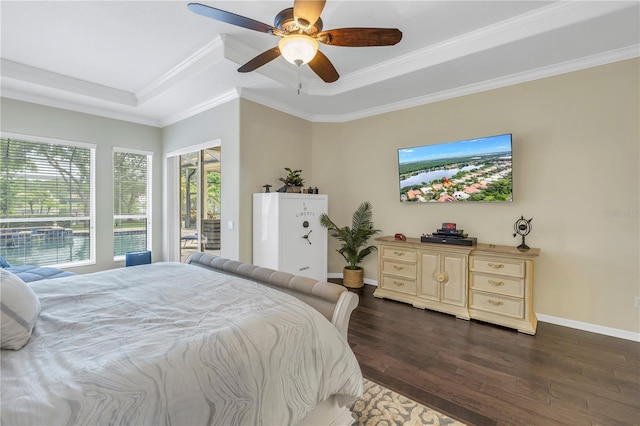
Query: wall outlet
635 296 640 309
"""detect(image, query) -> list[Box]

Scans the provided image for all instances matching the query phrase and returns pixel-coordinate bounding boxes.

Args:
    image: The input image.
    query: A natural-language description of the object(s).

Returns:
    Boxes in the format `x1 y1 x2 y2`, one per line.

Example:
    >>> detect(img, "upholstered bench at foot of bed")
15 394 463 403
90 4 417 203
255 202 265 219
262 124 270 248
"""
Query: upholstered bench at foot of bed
185 252 358 339
2 265 75 283
0 256 75 283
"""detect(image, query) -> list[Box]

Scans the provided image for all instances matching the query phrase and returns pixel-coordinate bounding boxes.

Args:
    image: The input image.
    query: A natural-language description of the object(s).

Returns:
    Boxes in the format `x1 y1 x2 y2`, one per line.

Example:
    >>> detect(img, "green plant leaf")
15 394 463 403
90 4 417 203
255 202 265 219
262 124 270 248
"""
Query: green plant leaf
319 201 380 270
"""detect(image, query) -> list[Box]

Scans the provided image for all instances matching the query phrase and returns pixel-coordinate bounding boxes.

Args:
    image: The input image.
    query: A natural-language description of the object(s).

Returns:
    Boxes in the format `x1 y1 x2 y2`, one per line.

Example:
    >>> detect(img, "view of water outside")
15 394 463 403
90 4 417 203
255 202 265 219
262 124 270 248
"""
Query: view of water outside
400 165 479 188
0 232 146 267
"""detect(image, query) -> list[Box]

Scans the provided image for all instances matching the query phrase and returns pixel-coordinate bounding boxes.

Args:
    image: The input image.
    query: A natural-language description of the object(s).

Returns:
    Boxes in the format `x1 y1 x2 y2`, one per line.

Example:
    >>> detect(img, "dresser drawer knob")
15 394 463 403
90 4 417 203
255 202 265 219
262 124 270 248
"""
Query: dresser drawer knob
489 280 504 286
394 251 405 256
393 281 405 287
488 300 504 306
488 263 505 269
393 265 404 271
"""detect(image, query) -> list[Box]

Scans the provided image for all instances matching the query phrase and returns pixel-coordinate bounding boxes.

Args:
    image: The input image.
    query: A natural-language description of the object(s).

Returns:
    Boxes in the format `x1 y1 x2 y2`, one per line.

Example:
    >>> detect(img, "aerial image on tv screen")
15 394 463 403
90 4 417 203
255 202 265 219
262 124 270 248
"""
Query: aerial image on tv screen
398 133 513 203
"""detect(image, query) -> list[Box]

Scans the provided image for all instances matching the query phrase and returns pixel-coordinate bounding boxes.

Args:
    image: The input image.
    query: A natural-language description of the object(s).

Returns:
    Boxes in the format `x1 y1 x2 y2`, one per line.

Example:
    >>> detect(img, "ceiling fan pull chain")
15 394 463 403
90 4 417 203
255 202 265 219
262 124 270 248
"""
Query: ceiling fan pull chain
297 67 302 95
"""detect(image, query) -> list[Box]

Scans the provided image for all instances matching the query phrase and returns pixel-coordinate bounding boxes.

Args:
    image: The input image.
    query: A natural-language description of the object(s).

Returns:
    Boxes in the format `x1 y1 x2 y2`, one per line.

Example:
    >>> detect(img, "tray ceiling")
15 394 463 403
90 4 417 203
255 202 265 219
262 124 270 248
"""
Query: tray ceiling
1 1 638 127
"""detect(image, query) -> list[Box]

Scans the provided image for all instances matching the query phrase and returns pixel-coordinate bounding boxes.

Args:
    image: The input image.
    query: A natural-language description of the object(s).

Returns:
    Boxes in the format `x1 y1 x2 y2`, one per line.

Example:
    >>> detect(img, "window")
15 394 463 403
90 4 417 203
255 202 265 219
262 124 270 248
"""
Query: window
113 149 152 259
0 134 96 267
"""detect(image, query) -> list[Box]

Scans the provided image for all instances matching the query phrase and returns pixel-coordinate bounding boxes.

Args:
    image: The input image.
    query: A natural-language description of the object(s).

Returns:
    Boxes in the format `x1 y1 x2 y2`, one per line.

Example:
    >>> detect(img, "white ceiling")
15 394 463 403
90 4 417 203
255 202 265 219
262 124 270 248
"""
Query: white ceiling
1 1 638 127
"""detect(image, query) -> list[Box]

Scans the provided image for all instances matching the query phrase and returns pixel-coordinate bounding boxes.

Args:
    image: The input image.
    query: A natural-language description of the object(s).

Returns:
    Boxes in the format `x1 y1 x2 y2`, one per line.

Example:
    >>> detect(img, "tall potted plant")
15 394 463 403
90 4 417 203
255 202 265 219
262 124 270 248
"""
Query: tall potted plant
319 201 381 288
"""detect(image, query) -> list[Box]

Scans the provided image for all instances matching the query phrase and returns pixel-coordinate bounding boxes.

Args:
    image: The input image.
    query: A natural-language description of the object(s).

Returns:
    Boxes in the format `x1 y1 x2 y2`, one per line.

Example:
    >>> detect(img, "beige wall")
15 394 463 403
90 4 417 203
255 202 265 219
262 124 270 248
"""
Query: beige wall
0 98 163 274
311 58 640 334
239 99 313 262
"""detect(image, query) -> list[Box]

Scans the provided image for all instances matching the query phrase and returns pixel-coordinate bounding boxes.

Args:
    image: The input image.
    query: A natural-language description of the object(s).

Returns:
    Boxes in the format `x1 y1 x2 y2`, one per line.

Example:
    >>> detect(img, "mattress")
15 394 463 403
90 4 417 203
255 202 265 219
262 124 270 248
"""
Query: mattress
1 262 363 425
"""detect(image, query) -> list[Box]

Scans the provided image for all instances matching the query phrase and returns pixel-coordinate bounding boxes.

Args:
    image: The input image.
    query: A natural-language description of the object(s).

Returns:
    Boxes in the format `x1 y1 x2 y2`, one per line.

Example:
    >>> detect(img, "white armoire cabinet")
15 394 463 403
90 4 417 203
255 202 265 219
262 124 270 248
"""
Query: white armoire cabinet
253 193 328 282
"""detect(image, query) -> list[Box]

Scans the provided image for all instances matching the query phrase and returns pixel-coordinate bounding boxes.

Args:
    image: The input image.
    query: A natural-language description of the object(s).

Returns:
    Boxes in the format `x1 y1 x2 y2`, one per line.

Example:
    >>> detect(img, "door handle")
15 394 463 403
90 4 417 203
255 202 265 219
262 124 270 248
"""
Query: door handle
301 229 312 245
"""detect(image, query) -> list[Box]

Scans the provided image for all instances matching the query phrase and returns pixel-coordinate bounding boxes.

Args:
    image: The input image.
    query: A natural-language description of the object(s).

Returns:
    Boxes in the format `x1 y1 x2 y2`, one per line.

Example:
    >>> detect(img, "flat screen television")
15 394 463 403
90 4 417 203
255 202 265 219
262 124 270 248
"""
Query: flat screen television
398 133 512 203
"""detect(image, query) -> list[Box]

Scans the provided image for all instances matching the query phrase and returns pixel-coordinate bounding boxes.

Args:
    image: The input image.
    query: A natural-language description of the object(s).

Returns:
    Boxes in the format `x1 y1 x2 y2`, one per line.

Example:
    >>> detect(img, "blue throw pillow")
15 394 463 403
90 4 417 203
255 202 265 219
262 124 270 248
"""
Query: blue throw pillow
0 256 11 268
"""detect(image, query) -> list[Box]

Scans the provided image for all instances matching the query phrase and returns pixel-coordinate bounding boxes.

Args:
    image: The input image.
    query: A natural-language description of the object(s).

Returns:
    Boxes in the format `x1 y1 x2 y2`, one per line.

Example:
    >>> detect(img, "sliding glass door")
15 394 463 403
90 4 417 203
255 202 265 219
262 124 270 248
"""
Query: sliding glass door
179 147 220 262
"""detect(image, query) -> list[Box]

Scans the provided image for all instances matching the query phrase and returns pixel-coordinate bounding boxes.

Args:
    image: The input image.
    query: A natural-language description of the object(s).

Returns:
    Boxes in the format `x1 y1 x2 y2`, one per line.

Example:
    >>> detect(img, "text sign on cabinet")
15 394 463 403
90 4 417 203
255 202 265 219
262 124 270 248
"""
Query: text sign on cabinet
295 202 316 218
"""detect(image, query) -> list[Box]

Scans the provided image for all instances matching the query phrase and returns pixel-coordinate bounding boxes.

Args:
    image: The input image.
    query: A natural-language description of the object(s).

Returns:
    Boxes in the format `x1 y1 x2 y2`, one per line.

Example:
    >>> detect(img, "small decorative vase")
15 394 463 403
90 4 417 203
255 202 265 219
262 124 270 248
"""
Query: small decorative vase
286 186 302 193
343 267 364 288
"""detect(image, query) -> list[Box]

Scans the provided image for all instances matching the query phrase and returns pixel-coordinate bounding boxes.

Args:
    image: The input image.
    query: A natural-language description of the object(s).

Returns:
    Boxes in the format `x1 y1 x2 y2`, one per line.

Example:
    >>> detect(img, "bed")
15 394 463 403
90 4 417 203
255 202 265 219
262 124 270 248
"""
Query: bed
1 253 363 425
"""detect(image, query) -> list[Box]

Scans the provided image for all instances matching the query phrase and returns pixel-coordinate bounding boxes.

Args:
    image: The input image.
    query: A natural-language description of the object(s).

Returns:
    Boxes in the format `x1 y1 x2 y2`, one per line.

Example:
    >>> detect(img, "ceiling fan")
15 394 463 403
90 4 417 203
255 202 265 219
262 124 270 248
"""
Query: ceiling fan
187 1 402 83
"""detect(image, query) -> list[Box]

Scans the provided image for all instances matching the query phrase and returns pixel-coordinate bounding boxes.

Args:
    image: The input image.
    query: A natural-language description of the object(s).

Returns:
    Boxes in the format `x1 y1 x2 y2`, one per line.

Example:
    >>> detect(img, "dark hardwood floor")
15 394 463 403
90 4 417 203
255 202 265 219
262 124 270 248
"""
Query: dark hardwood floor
340 283 640 426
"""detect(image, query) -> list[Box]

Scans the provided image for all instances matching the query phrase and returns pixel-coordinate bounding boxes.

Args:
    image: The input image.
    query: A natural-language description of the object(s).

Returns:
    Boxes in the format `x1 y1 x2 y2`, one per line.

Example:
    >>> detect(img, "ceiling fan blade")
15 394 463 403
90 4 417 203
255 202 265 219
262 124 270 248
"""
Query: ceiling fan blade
317 28 402 47
308 50 339 83
293 0 326 28
188 3 277 34
237 47 282 73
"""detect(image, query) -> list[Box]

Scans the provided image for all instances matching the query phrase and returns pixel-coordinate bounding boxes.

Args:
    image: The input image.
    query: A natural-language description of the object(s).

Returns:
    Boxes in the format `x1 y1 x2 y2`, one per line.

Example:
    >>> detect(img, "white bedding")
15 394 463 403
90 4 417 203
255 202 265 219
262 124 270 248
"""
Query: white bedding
1 262 363 425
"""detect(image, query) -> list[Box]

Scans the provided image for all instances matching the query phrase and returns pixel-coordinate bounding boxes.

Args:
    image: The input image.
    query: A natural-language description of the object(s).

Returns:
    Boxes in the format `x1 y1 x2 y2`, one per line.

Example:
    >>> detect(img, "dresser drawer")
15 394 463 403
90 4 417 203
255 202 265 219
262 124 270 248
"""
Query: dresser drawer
380 245 417 262
470 257 525 278
381 259 417 279
470 273 524 298
380 275 417 295
470 291 524 318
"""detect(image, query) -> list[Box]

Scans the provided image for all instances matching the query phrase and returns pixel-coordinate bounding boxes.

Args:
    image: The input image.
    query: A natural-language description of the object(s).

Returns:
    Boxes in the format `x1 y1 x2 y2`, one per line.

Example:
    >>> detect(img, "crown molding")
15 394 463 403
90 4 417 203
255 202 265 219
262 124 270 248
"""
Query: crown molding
2 38 227 110
310 44 640 123
304 0 638 96
237 88 315 122
1 59 137 106
4 45 636 128
160 88 240 127
219 1 637 98
0 88 161 127
137 37 225 105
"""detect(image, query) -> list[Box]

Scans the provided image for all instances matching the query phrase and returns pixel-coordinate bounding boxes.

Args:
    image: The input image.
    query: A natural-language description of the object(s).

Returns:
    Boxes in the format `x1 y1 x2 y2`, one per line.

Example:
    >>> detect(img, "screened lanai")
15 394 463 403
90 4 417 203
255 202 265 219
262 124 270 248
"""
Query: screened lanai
180 146 221 262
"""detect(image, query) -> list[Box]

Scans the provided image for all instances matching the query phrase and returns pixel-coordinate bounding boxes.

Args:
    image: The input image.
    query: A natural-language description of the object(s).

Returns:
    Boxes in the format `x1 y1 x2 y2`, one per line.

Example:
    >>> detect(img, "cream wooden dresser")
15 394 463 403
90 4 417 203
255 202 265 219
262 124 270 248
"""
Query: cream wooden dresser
374 236 540 334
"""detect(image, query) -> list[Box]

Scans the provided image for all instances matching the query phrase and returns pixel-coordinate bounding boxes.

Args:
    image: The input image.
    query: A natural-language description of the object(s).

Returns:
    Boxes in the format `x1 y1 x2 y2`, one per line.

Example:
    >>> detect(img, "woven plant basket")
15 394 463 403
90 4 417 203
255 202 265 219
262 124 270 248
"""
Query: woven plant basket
343 267 364 288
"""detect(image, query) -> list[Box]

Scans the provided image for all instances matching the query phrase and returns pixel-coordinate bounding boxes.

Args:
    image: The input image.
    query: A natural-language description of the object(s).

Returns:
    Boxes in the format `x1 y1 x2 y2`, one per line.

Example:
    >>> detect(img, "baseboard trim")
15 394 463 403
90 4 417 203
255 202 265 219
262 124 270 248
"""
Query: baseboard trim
327 273 639 342
536 313 640 342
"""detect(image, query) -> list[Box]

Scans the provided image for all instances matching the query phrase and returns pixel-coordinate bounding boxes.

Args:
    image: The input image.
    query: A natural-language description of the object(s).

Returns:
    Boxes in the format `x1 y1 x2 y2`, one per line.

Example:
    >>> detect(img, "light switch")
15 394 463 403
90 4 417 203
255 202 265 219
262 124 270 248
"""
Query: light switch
228 220 234 230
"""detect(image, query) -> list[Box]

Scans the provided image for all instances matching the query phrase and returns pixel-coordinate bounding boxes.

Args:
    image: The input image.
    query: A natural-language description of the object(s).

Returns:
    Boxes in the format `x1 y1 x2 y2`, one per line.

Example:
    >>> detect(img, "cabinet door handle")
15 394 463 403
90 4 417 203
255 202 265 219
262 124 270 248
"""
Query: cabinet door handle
394 251 405 256
435 272 448 283
488 300 504 306
393 265 404 271
489 280 504 286
393 281 405 287
488 263 505 269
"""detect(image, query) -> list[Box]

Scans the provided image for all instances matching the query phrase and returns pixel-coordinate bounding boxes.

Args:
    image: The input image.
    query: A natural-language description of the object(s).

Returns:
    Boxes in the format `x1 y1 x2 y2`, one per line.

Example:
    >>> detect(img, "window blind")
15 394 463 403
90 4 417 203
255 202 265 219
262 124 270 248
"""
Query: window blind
113 149 152 258
0 136 95 267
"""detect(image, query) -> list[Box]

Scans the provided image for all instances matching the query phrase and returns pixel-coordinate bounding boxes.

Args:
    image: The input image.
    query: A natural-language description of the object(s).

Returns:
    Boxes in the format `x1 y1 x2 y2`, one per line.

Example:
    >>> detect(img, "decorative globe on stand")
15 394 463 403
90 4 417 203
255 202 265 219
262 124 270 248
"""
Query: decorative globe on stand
513 216 533 251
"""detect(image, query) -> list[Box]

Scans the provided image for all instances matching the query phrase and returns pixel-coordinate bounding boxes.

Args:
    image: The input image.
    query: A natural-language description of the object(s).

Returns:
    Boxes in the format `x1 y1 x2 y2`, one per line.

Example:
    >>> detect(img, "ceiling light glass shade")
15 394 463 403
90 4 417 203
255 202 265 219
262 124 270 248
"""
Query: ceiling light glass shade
278 35 319 66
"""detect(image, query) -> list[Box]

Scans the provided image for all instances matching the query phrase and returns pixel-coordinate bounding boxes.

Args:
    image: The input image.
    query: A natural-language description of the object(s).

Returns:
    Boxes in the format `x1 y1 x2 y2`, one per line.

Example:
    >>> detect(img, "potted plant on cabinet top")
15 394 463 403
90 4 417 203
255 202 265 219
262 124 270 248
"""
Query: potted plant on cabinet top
319 201 381 288
279 167 305 193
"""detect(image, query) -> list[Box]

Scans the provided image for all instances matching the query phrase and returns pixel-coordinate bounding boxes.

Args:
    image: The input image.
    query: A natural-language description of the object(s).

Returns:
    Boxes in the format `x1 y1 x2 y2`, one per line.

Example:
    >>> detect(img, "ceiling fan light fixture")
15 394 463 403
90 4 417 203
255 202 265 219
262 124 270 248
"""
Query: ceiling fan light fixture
278 34 318 66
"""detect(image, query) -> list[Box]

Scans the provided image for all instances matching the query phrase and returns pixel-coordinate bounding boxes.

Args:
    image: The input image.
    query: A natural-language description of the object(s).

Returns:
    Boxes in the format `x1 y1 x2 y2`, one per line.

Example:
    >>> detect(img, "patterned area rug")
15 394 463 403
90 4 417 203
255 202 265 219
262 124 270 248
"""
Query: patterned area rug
351 379 466 426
